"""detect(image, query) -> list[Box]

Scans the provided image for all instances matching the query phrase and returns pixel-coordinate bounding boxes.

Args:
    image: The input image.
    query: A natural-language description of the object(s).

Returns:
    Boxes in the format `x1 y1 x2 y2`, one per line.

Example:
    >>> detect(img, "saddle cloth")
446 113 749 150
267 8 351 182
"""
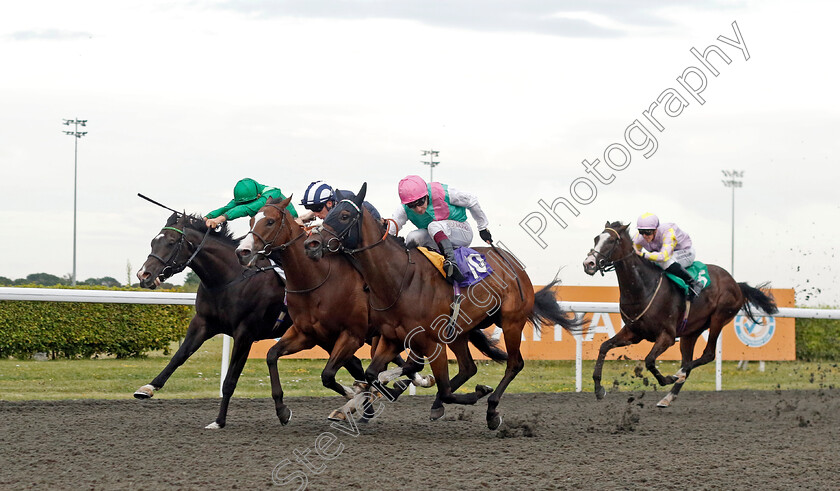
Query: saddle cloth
416 246 493 287
664 261 710 295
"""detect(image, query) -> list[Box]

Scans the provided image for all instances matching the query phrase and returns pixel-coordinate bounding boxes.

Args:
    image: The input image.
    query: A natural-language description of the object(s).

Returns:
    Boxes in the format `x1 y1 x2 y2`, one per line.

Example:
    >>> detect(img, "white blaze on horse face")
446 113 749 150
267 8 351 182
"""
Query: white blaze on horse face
238 233 255 253
585 232 612 267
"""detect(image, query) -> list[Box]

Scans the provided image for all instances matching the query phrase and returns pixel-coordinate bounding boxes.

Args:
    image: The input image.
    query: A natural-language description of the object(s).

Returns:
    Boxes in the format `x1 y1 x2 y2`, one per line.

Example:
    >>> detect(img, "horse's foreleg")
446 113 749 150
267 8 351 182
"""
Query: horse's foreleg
320 333 364 400
593 327 637 400
136 317 210 398
430 335 479 421
266 327 316 425
658 333 700 408
207 335 252 429
644 329 677 386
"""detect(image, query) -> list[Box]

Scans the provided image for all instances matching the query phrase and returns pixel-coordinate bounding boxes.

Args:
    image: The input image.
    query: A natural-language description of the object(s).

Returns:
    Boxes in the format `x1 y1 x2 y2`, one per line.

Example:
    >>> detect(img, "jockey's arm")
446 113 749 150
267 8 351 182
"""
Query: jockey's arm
388 207 408 235
448 187 489 231
647 227 678 262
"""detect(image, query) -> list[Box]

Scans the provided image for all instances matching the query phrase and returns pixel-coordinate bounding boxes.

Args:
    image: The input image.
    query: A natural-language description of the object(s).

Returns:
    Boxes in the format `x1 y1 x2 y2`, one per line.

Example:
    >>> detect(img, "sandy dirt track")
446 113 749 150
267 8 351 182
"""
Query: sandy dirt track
1 390 839 490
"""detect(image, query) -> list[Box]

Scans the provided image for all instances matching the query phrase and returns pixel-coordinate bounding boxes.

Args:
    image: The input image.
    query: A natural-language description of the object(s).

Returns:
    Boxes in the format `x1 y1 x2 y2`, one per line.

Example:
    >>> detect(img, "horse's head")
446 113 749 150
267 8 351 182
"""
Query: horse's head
236 195 298 266
304 183 367 261
583 221 631 276
136 213 195 289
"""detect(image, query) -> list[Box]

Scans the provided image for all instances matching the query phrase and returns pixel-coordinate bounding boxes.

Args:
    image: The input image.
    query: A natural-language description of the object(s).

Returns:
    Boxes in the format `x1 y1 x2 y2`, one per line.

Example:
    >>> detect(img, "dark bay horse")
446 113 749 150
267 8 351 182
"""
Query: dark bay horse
583 221 778 407
136 212 361 428
235 197 504 424
304 184 581 430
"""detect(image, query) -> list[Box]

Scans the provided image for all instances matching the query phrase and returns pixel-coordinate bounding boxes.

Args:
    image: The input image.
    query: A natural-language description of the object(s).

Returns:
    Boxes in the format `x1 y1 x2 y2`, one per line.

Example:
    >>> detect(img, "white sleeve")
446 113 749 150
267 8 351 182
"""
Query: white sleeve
388 207 408 235
447 187 489 231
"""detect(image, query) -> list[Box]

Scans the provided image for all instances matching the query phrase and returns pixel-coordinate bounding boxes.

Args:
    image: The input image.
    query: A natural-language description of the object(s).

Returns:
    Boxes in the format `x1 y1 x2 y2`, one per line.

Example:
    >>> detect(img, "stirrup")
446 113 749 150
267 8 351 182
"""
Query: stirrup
443 259 465 283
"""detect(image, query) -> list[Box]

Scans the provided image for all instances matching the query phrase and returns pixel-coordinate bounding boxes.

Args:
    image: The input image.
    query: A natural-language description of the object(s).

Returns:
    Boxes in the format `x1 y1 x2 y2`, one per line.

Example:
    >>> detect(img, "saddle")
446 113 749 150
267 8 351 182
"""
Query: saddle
664 261 710 296
416 246 493 287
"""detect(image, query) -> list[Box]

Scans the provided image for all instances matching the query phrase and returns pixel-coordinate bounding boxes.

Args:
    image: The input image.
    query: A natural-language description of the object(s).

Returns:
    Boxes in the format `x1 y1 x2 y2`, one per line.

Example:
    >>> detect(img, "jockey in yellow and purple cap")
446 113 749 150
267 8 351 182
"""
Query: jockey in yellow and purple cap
633 212 702 300
387 175 492 283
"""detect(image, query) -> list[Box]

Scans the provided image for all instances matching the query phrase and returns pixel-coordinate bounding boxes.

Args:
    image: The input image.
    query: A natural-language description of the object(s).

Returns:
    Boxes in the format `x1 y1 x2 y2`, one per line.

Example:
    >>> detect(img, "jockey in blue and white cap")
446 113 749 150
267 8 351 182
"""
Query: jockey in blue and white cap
633 212 702 300
299 180 381 222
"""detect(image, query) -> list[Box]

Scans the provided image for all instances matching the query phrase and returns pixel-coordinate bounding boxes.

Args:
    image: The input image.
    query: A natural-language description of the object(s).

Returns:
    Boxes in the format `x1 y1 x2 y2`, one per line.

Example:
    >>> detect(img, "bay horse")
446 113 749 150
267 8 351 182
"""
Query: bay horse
304 184 581 430
235 196 505 424
583 221 779 407
136 212 366 428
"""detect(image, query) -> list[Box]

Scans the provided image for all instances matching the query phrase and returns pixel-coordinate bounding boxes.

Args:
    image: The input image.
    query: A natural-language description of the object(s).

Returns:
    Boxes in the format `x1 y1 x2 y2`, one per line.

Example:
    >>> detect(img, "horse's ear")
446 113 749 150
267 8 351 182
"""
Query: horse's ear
280 194 293 209
355 183 367 206
334 189 346 201
605 220 611 228
618 223 630 233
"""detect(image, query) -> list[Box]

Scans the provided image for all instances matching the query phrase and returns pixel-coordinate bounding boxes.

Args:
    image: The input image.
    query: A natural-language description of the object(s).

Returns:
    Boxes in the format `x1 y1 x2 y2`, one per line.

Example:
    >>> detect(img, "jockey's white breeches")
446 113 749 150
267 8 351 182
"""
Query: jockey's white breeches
405 220 473 249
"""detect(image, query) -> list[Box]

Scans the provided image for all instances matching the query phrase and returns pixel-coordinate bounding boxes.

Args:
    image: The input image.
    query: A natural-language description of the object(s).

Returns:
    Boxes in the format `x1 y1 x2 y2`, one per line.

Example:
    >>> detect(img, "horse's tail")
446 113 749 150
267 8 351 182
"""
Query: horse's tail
738 282 779 323
531 279 585 333
468 328 508 363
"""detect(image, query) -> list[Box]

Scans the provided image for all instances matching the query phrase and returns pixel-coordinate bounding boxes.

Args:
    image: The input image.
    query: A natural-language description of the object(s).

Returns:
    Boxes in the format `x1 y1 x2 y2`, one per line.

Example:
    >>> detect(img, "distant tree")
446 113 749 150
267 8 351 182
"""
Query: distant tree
21 273 64 286
0 276 13 285
82 276 122 287
182 271 200 292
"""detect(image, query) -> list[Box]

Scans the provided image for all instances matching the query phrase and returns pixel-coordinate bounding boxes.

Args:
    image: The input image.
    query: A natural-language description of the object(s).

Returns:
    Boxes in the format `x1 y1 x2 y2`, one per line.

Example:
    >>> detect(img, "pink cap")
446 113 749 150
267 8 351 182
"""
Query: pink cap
398 175 428 204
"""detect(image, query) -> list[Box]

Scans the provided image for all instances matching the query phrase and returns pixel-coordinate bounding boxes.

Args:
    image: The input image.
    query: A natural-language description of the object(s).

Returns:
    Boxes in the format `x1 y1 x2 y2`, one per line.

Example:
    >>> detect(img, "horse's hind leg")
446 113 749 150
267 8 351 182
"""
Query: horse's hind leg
644 329 677 386
208 334 252 429
658 333 699 408
593 327 638 400
136 316 210 398
486 321 527 431
266 327 316 425
659 319 727 408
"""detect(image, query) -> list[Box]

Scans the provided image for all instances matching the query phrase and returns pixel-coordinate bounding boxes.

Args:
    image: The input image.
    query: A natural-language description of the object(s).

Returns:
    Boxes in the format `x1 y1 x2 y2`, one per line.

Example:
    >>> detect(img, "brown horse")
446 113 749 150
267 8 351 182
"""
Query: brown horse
304 184 581 430
235 197 505 424
136 212 296 428
583 221 778 407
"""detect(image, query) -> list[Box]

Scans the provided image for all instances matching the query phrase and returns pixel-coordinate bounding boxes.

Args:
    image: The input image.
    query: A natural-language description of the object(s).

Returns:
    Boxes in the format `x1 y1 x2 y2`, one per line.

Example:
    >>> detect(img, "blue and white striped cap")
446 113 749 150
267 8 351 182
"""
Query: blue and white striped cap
300 181 335 206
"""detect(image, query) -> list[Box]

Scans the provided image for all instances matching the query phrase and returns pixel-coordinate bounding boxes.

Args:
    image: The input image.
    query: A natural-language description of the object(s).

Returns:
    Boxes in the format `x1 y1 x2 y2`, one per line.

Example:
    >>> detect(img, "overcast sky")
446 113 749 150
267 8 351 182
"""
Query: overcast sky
1 0 837 306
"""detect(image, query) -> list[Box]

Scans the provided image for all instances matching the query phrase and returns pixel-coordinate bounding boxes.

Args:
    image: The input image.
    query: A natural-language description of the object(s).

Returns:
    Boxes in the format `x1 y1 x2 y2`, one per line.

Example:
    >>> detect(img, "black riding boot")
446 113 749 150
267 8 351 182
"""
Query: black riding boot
437 238 466 283
665 263 701 301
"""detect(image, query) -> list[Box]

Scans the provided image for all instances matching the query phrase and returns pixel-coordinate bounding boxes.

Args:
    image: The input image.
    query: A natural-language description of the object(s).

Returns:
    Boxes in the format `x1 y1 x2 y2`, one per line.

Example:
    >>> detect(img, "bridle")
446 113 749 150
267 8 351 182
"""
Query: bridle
315 201 409 311
321 200 392 255
588 227 635 275
246 203 306 256
146 218 211 281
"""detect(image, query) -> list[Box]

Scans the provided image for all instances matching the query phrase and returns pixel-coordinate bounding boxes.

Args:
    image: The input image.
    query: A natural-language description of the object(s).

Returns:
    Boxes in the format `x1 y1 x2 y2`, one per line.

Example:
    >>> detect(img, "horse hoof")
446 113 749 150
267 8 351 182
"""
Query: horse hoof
595 386 606 400
134 384 155 399
278 406 293 425
430 406 445 421
487 412 503 431
657 394 675 408
475 385 493 398
205 421 223 430
327 409 346 422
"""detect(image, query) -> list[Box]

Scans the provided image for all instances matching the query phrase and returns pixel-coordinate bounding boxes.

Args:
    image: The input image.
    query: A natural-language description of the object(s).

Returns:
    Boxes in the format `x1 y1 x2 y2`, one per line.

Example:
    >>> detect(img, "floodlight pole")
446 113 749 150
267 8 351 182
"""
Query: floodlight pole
63 118 88 286
721 170 743 276
718 169 744 389
421 149 439 183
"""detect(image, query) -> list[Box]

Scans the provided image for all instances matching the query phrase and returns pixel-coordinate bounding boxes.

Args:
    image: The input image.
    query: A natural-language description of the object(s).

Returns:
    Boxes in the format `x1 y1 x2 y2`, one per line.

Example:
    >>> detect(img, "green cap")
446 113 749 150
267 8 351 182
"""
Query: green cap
233 178 260 203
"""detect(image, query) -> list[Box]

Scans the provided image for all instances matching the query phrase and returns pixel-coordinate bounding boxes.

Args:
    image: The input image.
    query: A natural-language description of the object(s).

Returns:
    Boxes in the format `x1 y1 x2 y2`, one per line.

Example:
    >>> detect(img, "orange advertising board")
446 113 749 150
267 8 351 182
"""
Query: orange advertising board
248 286 795 361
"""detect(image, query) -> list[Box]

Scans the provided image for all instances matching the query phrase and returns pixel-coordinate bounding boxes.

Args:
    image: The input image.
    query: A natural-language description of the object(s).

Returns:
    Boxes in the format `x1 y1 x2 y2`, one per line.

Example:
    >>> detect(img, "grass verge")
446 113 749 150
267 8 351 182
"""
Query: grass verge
1 335 838 401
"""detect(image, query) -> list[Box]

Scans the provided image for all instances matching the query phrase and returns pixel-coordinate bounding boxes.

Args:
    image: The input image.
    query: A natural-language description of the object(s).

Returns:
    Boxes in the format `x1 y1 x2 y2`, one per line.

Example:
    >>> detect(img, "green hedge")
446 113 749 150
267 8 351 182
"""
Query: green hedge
796 316 840 361
0 285 193 359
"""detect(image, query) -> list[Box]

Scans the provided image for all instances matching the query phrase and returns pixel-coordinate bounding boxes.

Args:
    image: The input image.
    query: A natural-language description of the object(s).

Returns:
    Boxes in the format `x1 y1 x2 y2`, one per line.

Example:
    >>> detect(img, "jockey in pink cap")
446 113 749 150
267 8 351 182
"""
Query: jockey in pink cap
633 212 702 300
388 175 492 283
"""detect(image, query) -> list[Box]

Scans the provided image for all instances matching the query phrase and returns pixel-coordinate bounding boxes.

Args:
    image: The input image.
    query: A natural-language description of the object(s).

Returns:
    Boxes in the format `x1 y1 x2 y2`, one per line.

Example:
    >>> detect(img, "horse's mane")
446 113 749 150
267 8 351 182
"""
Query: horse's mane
607 220 661 274
165 212 240 247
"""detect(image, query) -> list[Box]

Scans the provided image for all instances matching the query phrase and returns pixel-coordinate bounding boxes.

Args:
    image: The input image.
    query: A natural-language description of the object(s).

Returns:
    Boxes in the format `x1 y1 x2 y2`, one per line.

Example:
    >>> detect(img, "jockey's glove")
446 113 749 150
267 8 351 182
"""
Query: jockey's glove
479 229 492 244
